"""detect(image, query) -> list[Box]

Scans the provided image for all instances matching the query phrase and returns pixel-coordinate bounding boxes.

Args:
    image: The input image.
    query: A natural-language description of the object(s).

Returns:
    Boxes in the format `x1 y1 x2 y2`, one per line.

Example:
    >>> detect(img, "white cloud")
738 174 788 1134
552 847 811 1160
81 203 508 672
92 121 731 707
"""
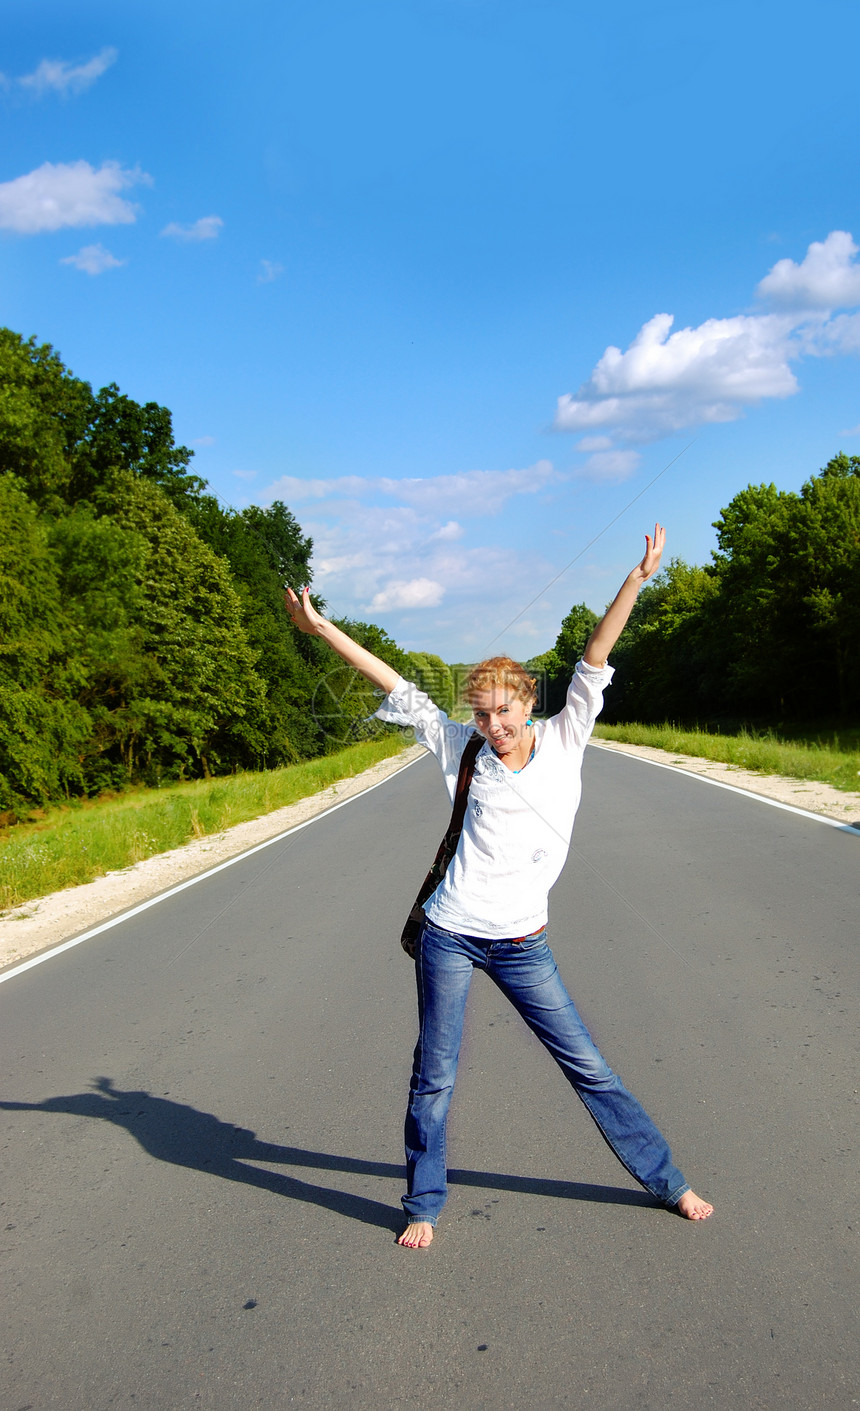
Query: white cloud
0 160 149 234
578 449 641 482
232 469 257 481
263 460 560 517
430 520 464 541
810 311 860 356
19 47 118 96
258 259 284 283
383 461 559 515
555 310 798 441
553 311 796 443
298 501 544 600
368 578 445 611
291 492 560 657
193 435 216 447
160 215 223 242
576 435 613 452
842 422 860 436
60 242 124 274
264 474 368 502
556 231 860 454
756 230 860 310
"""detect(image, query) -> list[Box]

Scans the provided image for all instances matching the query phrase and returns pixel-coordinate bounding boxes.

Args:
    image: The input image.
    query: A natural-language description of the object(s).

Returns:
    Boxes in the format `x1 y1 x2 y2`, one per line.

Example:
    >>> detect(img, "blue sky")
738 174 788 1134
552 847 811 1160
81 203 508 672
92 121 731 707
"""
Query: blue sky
3 0 860 661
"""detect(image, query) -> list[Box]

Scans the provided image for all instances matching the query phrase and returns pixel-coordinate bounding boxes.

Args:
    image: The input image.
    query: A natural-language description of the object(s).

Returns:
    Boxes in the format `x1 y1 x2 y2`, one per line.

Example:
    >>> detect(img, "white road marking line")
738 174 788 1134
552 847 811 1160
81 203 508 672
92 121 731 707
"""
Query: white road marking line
0 752 427 986
588 742 860 832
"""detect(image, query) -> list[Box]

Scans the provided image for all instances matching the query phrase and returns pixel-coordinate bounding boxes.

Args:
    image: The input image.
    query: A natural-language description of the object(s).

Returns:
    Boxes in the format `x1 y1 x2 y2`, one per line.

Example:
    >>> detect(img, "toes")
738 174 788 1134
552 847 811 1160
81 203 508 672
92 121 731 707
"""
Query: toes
689 1201 714 1220
397 1222 434 1247
676 1191 714 1221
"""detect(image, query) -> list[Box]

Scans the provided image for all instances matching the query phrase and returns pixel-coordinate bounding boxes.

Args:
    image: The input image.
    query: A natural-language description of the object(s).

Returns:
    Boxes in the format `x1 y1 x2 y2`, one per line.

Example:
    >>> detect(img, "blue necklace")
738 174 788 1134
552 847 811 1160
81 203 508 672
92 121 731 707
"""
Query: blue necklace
494 724 535 773
512 742 535 774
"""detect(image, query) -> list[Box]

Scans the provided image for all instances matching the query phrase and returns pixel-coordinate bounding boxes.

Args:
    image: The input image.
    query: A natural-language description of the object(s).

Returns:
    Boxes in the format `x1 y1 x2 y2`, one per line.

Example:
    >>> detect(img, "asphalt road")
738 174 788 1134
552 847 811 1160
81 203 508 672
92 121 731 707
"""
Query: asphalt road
1 748 857 1411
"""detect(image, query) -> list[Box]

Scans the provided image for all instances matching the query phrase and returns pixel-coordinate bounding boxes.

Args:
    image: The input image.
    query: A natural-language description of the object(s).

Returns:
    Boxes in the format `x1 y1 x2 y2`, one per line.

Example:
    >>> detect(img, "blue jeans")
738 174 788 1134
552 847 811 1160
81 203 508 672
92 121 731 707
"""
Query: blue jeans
403 918 690 1226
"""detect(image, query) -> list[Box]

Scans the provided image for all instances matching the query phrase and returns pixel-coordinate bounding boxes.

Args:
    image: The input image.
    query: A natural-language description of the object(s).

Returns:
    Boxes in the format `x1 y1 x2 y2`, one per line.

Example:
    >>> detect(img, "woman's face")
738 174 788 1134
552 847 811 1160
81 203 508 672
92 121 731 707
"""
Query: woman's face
469 689 533 759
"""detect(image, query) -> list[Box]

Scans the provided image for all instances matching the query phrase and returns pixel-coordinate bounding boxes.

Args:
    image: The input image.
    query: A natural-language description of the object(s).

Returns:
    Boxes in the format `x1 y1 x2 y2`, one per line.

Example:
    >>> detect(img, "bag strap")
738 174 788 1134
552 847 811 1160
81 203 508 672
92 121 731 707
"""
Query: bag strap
444 731 483 848
399 731 484 958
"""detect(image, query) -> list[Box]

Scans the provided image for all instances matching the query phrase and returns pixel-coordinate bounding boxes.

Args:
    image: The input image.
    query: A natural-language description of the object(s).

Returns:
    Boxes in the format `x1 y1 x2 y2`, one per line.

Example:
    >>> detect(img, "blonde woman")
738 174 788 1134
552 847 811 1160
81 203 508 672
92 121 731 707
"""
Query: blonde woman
286 526 713 1248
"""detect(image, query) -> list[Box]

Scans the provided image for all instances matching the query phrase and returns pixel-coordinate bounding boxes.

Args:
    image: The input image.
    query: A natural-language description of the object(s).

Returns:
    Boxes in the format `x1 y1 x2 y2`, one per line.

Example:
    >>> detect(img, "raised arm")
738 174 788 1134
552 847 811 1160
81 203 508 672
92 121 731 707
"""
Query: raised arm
285 586 401 695
583 524 665 668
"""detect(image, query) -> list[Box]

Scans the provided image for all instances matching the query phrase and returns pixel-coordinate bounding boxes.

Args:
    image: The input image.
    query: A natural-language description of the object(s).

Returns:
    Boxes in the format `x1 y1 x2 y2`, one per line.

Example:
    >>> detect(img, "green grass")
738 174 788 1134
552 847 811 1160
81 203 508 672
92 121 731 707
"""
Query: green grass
592 722 860 793
0 733 411 912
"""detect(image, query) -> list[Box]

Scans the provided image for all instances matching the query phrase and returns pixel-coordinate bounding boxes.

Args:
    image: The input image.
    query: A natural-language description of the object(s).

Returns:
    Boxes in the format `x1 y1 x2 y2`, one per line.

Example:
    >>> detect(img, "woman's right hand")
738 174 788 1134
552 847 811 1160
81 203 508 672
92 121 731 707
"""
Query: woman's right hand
284 585 326 635
284 586 401 694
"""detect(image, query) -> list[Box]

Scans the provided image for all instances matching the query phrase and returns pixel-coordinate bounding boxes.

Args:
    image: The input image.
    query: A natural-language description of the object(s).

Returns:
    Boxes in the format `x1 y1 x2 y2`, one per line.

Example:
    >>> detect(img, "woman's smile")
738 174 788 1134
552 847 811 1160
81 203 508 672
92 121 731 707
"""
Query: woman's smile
469 688 534 769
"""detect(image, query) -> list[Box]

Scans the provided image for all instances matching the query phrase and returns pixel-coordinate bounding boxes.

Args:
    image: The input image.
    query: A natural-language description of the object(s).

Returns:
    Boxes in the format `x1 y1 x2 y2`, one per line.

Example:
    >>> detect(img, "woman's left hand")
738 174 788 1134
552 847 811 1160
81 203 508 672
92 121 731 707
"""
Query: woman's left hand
284 585 327 635
637 524 666 582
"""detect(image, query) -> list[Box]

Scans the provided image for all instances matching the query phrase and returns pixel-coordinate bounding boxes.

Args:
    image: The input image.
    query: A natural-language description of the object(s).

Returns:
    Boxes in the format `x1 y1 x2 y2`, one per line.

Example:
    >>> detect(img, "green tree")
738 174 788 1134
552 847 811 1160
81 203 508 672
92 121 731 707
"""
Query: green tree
0 328 203 513
0 477 92 811
405 652 455 715
606 453 860 726
709 456 860 720
240 501 314 588
555 602 600 670
188 495 323 763
106 473 270 779
46 505 155 792
0 330 92 511
605 559 720 723
72 382 204 508
707 482 797 715
312 620 410 746
535 602 600 713
793 454 860 714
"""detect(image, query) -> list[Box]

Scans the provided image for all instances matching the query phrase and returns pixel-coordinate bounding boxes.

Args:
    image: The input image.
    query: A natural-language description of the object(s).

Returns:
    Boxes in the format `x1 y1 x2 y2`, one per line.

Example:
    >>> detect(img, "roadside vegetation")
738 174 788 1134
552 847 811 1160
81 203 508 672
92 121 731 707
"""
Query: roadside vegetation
592 722 860 793
0 733 409 912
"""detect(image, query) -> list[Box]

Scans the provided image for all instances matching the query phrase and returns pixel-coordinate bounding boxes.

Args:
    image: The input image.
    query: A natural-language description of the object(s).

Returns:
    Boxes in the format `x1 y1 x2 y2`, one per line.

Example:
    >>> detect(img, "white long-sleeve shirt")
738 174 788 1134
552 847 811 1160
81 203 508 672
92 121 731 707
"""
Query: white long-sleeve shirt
375 659 613 938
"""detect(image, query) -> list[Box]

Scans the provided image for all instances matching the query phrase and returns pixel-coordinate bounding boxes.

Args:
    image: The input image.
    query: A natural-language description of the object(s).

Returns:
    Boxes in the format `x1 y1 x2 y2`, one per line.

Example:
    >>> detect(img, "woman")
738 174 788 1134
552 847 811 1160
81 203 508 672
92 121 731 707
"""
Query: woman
286 525 713 1248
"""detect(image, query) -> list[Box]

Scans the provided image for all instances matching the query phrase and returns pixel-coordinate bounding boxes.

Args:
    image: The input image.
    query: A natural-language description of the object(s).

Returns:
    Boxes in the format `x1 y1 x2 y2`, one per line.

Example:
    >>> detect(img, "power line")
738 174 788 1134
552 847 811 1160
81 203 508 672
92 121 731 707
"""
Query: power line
481 437 698 654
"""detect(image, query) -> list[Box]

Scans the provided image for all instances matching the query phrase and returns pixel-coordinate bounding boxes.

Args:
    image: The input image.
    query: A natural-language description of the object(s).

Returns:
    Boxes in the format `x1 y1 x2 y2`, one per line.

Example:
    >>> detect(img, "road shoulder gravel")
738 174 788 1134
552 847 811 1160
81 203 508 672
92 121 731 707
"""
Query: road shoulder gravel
590 737 860 826
0 745 425 971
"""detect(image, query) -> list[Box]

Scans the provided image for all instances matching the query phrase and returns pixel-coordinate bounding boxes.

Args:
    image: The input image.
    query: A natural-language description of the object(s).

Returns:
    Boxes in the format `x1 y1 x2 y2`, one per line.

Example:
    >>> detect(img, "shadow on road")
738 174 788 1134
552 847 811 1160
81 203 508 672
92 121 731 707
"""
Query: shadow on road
1 1077 658 1231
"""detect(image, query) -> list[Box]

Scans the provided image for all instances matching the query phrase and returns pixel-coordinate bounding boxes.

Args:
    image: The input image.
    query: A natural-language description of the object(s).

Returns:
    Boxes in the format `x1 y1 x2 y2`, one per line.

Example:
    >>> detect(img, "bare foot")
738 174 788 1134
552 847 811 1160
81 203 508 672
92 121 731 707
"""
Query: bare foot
676 1189 714 1220
397 1221 434 1248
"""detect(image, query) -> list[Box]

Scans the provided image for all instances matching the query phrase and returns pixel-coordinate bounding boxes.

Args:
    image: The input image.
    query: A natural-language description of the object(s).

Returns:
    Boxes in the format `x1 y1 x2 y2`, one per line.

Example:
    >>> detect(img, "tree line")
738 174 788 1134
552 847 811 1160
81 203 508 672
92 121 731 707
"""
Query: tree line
530 453 860 729
0 328 439 816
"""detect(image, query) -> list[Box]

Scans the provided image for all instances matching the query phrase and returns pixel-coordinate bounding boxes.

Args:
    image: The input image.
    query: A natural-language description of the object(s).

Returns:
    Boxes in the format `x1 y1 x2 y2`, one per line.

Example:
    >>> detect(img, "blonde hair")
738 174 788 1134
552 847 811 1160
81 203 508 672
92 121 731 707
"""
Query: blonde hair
463 656 536 706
